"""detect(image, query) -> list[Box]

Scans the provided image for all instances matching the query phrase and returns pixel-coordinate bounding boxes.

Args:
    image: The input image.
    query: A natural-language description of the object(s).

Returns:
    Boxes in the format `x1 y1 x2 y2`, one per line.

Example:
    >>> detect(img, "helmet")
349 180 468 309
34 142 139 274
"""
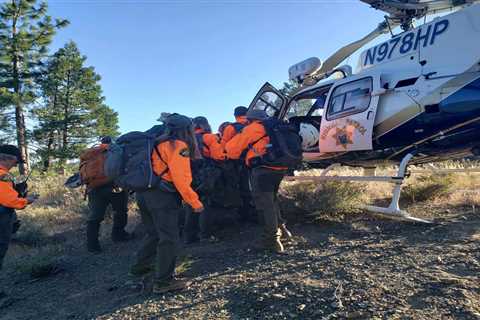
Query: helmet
0 144 23 163
165 114 192 130
234 106 248 117
299 123 319 150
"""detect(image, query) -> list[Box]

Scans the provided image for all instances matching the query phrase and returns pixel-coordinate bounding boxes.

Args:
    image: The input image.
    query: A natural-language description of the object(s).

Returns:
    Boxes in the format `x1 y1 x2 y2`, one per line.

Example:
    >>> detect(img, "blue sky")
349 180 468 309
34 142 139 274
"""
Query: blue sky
46 0 385 133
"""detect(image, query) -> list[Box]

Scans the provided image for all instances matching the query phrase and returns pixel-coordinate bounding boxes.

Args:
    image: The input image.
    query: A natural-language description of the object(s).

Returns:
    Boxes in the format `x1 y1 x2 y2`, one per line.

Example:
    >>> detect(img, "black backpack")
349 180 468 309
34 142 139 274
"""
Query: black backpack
104 131 164 191
191 158 223 196
253 118 303 168
231 122 245 134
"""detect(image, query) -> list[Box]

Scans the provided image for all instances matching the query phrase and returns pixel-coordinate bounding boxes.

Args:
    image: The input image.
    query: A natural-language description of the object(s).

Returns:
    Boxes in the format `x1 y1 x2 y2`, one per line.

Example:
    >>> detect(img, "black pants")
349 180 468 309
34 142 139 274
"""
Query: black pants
250 167 286 240
0 208 15 270
134 189 182 284
184 205 213 241
87 185 129 224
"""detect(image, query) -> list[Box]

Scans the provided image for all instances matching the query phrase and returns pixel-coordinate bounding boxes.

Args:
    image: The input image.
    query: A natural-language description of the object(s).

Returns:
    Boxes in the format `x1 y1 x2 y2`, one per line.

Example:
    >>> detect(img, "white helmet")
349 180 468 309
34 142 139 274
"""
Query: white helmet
299 123 319 150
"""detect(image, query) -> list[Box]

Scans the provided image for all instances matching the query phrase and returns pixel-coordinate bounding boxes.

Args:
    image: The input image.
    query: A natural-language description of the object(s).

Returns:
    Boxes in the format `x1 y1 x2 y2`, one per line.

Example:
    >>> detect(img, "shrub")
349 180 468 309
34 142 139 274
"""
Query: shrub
280 180 368 221
402 173 456 203
13 245 62 278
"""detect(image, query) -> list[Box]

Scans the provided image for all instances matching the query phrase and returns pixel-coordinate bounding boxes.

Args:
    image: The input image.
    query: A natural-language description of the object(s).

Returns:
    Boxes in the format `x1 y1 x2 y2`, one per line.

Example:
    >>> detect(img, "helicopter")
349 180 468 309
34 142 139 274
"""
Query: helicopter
247 0 480 169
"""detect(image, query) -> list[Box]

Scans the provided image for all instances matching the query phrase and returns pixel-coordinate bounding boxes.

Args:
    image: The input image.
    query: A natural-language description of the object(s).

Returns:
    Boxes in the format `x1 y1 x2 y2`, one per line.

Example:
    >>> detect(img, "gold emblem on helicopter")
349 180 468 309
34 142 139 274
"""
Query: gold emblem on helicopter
333 126 354 149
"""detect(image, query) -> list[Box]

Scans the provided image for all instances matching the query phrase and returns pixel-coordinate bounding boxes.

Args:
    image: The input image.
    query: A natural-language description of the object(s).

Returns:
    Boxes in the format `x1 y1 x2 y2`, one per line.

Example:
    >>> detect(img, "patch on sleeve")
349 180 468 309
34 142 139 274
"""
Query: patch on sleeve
179 148 190 158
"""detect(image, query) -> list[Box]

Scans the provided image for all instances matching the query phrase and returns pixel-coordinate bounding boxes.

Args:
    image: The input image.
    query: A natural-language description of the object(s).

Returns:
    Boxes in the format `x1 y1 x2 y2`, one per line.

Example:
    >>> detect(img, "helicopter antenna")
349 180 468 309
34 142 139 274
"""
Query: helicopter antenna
384 16 395 36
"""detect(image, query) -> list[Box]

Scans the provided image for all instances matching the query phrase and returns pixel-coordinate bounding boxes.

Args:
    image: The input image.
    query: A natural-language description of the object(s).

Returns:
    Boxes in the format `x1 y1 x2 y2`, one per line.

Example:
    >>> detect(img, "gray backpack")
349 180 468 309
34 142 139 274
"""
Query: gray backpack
104 132 167 191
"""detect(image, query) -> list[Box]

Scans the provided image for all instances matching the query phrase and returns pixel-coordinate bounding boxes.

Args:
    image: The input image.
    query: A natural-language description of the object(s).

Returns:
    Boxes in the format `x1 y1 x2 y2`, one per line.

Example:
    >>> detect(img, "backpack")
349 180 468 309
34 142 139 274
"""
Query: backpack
191 158 224 197
231 122 245 134
79 146 111 188
254 118 303 168
195 133 209 156
104 132 164 191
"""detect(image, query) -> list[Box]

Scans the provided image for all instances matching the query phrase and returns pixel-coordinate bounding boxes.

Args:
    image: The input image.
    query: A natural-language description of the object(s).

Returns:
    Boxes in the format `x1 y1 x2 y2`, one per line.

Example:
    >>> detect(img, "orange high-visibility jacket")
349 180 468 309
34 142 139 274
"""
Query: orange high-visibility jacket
221 116 249 146
195 129 226 161
151 140 203 210
0 165 28 210
225 121 270 167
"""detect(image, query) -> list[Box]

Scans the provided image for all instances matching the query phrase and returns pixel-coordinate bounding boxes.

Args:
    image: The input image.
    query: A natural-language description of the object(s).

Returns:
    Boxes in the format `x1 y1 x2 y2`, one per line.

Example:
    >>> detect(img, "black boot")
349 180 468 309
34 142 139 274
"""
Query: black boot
111 213 134 242
87 221 102 253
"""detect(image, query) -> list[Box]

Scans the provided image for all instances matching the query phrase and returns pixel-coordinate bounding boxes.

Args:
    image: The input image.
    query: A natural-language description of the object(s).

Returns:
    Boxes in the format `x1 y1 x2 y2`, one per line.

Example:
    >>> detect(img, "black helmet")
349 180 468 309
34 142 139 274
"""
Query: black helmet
165 114 193 130
0 144 24 163
234 106 248 117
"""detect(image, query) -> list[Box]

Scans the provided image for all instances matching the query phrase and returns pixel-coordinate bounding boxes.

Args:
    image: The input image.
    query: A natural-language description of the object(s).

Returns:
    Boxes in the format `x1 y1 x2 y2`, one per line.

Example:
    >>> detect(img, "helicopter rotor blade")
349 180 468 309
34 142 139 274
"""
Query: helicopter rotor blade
317 20 399 76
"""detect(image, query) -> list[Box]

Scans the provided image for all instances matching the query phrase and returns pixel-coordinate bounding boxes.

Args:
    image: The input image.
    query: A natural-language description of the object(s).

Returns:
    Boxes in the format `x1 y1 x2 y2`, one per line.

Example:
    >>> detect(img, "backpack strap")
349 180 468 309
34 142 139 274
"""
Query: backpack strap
153 145 170 178
232 122 245 134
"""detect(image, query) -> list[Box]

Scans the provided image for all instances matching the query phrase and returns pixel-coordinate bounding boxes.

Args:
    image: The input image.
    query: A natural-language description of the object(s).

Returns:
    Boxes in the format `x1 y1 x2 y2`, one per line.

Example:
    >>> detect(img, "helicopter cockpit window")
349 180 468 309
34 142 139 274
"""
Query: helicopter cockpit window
326 77 372 120
252 91 282 117
286 89 328 119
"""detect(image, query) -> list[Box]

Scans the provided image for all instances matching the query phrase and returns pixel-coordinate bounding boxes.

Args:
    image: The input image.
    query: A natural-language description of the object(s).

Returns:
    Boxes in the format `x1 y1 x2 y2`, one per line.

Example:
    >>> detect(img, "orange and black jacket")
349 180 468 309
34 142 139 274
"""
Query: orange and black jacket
221 116 249 147
195 129 226 161
225 120 286 170
0 165 28 211
151 140 203 210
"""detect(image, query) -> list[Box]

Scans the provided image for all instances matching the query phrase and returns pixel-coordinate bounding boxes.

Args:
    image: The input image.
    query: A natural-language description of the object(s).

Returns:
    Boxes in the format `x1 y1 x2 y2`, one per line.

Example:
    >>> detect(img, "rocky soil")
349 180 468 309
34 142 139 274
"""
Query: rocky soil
1 205 479 320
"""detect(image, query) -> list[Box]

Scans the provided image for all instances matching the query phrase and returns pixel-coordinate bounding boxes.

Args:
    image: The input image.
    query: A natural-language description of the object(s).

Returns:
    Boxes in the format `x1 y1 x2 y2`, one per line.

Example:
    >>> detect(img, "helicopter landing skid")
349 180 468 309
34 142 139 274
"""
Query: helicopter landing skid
287 153 433 224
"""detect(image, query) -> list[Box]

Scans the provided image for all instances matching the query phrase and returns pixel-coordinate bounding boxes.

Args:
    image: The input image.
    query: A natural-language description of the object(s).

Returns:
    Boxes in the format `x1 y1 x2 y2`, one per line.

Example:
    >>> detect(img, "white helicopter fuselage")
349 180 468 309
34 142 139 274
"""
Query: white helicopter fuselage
294 3 480 165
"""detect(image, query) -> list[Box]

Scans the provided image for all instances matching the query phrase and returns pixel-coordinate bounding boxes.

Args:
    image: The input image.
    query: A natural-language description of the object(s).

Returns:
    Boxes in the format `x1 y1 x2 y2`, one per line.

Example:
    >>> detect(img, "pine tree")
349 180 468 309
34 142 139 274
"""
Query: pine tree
0 0 68 173
33 41 119 170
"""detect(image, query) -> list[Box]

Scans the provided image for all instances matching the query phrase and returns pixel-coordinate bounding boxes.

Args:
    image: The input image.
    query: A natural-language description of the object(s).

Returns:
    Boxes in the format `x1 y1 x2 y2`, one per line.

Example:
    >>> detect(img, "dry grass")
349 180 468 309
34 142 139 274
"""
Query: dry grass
281 161 480 221
7 161 480 275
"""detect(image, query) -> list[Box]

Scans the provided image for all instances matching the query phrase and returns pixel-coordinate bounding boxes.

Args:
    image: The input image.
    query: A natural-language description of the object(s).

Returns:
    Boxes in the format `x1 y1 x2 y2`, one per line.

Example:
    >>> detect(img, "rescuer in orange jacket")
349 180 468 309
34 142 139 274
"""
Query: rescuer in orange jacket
221 106 257 223
131 114 204 294
0 145 37 289
193 116 226 161
85 136 133 254
225 109 292 254
220 106 249 146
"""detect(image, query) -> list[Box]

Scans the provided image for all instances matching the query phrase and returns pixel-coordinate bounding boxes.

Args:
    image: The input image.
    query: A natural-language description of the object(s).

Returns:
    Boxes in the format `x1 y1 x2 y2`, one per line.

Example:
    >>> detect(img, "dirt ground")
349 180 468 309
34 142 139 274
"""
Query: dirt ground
0 204 479 320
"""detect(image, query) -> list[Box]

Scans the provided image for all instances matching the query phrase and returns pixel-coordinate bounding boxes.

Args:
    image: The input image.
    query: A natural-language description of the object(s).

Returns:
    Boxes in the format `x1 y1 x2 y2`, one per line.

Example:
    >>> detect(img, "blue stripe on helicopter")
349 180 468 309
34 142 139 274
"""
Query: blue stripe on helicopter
364 19 450 66
375 76 480 148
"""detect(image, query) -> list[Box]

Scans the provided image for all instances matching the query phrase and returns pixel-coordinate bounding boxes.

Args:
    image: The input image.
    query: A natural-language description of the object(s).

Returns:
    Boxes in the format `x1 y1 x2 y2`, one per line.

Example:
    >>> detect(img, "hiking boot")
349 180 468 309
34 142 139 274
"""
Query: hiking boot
152 279 191 294
87 221 102 253
252 238 285 254
112 229 134 242
129 264 154 277
279 224 293 241
270 238 285 254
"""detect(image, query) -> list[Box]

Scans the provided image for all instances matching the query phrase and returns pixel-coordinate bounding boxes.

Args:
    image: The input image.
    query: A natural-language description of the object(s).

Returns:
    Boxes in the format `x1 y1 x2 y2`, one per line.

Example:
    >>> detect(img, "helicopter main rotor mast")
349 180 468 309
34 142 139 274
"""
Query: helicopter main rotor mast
361 0 479 31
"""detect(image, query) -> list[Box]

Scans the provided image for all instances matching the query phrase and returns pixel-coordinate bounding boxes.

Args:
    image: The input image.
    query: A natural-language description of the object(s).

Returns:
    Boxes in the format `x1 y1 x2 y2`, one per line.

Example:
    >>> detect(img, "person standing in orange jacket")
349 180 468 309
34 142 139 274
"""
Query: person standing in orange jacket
193 116 226 162
220 106 249 147
0 145 37 297
225 109 292 253
222 106 257 223
130 114 204 294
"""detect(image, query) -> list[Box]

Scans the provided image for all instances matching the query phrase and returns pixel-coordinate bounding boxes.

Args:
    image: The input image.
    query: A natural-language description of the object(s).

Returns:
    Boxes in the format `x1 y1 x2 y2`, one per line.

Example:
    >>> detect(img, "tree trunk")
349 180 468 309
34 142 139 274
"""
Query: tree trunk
11 4 29 174
43 131 54 171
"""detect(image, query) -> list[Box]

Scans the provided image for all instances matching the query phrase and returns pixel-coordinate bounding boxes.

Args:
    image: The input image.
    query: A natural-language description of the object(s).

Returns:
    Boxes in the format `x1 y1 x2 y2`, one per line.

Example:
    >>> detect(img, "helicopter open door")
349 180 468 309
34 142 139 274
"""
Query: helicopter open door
319 73 382 152
248 82 287 117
